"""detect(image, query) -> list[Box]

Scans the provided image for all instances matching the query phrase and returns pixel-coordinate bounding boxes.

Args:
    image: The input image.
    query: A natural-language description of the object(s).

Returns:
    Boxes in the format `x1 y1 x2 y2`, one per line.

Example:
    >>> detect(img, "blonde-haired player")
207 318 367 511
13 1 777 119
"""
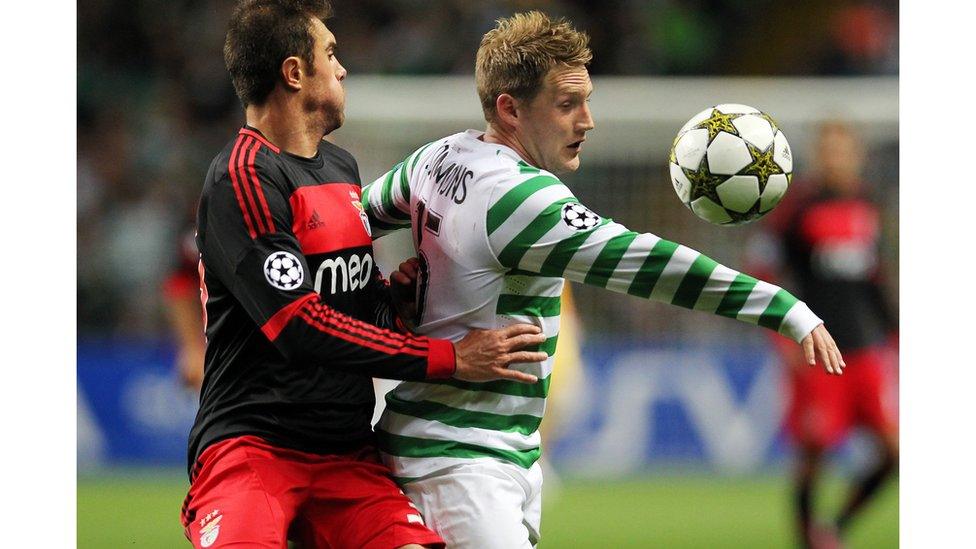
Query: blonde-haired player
362 11 844 547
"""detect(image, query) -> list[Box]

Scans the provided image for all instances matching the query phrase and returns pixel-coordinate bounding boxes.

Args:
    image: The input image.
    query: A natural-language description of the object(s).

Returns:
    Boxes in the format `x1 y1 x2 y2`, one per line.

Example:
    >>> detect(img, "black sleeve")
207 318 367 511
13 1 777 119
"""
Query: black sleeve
199 155 455 380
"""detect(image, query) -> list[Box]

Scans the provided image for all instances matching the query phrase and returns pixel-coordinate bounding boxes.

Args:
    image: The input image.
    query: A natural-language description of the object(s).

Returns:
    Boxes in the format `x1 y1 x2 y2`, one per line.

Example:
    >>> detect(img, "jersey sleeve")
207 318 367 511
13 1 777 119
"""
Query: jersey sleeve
361 141 438 238
485 175 823 343
199 152 455 380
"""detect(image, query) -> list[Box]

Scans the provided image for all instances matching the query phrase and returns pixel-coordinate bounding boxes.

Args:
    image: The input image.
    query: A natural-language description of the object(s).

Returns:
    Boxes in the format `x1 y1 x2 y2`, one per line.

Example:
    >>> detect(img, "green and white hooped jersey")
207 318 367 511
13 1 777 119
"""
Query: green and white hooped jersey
362 129 821 481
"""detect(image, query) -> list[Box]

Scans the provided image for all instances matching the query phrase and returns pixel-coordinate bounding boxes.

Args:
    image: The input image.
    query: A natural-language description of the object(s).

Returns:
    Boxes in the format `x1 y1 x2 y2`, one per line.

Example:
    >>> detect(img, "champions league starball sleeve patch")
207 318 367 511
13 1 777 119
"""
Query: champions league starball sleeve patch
264 251 304 290
561 203 601 231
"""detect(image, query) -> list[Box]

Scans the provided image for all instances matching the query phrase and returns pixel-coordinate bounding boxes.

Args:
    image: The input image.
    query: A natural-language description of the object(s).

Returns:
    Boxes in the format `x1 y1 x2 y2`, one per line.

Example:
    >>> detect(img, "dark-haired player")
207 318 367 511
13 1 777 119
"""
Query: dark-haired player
180 2 548 547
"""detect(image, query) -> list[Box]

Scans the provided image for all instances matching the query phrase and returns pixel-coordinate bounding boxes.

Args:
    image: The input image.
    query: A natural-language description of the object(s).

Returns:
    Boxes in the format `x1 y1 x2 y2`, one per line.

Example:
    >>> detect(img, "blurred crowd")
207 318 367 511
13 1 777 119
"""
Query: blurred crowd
77 0 898 337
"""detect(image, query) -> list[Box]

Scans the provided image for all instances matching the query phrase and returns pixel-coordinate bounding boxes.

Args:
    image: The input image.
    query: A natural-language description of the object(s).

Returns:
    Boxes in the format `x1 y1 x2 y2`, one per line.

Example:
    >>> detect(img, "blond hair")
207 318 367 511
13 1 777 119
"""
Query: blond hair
475 11 592 123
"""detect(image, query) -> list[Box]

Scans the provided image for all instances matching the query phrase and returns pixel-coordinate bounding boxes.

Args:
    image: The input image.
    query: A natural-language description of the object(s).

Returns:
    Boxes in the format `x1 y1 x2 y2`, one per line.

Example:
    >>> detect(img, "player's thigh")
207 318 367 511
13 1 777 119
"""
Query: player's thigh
182 438 304 548
297 455 444 549
403 462 536 549
786 366 855 448
852 348 899 437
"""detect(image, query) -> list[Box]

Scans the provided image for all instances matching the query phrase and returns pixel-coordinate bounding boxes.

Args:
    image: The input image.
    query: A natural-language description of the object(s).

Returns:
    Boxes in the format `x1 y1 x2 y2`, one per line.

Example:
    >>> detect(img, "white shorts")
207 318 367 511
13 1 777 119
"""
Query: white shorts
402 460 544 549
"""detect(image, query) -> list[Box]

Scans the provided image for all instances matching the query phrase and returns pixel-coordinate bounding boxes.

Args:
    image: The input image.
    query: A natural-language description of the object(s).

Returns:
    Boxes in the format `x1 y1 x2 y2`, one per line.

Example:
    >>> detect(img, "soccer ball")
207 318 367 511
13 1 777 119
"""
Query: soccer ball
668 104 793 225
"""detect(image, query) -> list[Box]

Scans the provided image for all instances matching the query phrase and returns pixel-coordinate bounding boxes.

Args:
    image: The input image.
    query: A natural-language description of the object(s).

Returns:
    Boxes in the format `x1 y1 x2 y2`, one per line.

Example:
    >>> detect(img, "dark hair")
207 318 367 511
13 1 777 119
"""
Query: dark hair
224 0 334 107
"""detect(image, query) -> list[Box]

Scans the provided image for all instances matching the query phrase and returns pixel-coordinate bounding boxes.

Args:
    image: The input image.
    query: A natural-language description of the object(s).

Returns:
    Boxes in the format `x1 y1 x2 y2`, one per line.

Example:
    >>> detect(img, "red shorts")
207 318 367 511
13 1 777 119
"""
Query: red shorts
181 436 444 549
784 344 897 449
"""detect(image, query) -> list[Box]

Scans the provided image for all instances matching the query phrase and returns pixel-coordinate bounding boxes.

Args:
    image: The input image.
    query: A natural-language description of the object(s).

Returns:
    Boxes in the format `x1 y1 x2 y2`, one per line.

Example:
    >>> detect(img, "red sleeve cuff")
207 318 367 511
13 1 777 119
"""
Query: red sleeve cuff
425 338 456 379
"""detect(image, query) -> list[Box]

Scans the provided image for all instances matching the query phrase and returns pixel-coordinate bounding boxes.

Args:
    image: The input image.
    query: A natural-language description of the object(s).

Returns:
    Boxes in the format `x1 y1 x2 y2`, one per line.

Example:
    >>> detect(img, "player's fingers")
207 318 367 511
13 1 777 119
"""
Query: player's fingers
503 332 547 351
398 259 419 280
503 351 549 365
830 344 845 374
492 366 539 384
825 343 842 376
390 271 412 286
816 339 835 375
802 335 816 367
499 323 543 338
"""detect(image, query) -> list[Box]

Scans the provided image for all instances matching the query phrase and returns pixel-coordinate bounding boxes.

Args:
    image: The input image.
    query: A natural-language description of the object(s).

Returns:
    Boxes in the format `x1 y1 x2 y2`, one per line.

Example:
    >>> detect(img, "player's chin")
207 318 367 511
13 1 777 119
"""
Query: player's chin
562 151 582 172
323 109 345 135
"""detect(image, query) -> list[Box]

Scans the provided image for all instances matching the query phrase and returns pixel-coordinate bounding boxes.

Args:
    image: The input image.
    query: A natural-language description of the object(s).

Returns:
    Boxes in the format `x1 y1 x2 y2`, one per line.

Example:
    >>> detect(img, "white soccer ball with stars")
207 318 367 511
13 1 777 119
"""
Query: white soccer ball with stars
669 104 793 225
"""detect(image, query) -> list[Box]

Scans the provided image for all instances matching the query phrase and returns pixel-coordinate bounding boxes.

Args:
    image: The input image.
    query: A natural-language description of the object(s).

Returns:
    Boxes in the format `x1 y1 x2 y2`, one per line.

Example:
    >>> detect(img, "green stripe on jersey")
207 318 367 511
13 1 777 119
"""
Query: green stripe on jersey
671 254 719 309
398 162 411 201
715 273 759 320
584 231 639 287
409 141 435 171
758 289 798 330
368 215 408 232
538 218 612 277
426 374 552 399
627 239 679 298
486 175 561 235
377 431 541 469
496 294 562 317
497 197 577 268
380 167 410 221
518 160 541 174
385 395 542 435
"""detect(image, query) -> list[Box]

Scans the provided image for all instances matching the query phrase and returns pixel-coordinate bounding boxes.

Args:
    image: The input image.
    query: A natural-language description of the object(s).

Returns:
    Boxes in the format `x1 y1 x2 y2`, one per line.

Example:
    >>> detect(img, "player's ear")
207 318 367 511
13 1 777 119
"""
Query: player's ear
495 94 520 129
280 56 303 92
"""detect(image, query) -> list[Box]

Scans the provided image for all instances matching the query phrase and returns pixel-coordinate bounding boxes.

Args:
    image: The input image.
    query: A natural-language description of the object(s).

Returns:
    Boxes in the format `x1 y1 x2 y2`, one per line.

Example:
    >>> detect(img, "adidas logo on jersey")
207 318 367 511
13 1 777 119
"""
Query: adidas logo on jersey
307 210 326 230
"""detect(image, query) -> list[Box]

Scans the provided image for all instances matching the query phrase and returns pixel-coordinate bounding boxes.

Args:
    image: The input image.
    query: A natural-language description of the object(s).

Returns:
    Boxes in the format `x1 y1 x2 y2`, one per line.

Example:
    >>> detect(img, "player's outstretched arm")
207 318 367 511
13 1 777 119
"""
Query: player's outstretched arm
484 178 841 375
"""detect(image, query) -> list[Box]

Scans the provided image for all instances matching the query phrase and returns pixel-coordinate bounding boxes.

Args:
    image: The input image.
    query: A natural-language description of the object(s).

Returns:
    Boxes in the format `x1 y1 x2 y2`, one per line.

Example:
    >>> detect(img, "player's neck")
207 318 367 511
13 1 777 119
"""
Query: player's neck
484 123 538 168
245 99 321 158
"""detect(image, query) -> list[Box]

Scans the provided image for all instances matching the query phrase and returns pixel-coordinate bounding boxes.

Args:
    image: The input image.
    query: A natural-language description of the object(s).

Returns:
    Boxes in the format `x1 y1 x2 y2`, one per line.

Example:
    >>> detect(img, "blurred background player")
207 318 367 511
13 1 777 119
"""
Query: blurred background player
750 121 898 548
162 222 205 391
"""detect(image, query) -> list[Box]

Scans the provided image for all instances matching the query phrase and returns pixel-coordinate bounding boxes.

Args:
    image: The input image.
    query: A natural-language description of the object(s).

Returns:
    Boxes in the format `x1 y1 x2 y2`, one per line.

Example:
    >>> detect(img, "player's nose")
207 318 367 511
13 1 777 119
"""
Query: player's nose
578 102 594 132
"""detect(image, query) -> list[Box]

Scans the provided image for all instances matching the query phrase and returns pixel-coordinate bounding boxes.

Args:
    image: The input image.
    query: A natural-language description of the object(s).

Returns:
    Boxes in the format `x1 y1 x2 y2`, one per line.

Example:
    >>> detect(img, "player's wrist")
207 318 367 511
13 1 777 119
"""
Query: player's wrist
780 301 823 343
425 338 457 379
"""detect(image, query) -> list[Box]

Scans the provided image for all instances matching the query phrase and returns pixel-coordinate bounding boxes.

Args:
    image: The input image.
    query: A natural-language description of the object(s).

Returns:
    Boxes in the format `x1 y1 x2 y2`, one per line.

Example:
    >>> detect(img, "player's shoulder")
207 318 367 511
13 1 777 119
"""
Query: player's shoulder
205 128 285 195
318 138 360 176
484 157 564 199
447 130 564 188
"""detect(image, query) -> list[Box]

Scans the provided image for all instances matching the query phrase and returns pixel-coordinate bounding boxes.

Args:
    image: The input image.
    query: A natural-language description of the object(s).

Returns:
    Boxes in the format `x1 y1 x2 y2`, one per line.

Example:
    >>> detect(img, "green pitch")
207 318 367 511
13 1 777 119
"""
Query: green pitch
78 472 897 548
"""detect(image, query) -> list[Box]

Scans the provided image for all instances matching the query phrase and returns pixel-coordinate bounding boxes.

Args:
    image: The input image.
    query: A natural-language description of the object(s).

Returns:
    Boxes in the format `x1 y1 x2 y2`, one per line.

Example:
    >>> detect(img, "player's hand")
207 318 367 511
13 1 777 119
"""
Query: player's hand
453 324 548 384
390 258 420 327
801 324 846 375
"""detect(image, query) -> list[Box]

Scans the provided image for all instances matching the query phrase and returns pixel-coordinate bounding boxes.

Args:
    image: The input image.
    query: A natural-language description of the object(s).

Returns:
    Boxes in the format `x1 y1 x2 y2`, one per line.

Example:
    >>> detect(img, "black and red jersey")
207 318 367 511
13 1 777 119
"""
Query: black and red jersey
770 184 896 352
187 126 455 472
